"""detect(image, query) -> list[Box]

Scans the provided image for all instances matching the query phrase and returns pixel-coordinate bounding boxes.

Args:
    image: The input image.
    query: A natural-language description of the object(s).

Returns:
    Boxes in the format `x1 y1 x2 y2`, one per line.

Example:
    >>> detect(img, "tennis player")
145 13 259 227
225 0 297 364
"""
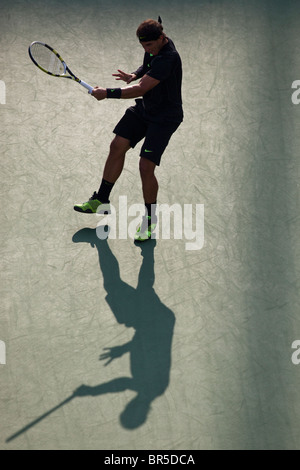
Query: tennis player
74 18 183 241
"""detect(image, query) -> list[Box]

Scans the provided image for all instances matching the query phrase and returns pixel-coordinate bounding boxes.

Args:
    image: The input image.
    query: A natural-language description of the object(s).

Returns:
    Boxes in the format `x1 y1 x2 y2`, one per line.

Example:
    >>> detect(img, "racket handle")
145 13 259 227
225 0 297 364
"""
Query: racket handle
79 80 94 94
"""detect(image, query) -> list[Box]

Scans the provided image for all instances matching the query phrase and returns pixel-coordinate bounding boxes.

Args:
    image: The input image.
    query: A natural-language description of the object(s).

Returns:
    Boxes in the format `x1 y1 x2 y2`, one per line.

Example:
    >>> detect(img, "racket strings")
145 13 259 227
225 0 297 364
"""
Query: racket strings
31 43 65 75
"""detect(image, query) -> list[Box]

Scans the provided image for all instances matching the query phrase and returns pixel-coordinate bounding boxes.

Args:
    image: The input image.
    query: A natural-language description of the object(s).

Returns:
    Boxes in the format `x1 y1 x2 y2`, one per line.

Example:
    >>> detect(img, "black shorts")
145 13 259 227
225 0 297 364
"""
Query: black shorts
113 107 180 166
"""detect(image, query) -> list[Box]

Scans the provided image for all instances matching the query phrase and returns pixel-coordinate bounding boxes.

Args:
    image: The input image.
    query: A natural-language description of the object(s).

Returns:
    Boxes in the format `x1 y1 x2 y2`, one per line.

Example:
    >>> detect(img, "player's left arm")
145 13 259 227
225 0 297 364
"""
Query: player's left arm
92 74 160 101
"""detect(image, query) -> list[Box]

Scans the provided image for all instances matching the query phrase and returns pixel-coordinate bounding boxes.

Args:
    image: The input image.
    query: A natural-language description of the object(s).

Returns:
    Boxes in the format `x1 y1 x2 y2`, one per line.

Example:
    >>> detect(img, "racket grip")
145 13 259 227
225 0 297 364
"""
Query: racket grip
80 80 94 94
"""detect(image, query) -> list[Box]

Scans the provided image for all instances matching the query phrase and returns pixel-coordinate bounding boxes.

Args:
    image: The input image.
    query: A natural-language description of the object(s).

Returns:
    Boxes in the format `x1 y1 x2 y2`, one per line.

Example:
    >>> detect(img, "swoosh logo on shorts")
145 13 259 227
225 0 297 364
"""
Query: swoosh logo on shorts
145 149 153 153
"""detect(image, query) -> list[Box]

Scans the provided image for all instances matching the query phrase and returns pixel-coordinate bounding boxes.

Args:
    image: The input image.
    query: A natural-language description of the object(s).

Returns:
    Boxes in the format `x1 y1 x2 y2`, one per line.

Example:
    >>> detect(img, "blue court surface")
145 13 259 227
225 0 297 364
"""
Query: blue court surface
1 0 300 450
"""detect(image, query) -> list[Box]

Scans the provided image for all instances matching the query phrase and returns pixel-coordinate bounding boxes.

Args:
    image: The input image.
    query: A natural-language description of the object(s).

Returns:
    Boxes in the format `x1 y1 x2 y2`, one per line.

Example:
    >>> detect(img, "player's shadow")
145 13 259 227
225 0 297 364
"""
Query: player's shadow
72 226 175 429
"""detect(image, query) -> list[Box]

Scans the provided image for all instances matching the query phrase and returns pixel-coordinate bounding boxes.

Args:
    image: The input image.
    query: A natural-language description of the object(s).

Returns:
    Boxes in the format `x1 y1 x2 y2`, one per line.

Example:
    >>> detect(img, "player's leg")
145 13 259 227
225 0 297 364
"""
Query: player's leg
139 157 158 205
134 121 180 242
102 135 131 184
74 108 147 214
94 135 131 207
135 158 158 242
74 135 130 214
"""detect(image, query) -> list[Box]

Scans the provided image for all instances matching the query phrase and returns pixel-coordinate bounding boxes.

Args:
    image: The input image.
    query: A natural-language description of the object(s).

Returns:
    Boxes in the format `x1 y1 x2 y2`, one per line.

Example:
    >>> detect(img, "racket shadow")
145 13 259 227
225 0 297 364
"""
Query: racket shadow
72 226 176 430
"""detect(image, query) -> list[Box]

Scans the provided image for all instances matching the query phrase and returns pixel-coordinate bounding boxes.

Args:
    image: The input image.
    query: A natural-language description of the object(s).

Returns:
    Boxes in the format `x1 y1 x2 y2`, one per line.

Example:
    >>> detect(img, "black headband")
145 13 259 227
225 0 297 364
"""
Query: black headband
139 32 161 42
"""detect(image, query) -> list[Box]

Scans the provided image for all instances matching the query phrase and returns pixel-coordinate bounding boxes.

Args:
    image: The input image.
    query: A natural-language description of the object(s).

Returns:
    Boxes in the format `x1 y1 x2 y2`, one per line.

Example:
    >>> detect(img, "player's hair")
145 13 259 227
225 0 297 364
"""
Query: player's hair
136 19 165 42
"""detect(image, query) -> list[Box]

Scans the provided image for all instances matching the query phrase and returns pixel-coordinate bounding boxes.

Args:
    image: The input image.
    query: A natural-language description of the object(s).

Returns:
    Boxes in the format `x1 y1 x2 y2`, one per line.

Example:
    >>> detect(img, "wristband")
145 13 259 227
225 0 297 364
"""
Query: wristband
106 88 122 99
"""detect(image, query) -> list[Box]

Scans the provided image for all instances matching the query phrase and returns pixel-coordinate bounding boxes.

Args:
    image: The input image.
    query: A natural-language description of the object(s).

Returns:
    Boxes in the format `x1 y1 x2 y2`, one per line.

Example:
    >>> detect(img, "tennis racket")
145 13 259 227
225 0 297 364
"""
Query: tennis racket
28 41 94 93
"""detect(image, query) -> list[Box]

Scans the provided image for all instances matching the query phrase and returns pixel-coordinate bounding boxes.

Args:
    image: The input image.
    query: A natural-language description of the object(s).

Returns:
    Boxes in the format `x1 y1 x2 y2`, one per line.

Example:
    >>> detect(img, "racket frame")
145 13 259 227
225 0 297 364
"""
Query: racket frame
28 41 94 93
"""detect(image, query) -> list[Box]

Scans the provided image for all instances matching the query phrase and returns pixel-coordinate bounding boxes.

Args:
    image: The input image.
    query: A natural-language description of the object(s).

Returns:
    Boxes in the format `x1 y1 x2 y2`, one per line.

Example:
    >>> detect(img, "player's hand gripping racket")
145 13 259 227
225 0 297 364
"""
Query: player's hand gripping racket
28 41 94 94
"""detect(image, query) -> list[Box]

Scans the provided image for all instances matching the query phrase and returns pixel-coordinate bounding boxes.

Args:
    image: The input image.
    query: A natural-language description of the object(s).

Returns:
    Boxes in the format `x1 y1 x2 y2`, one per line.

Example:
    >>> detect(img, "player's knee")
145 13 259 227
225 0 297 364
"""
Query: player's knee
139 158 156 179
109 138 121 155
109 136 130 156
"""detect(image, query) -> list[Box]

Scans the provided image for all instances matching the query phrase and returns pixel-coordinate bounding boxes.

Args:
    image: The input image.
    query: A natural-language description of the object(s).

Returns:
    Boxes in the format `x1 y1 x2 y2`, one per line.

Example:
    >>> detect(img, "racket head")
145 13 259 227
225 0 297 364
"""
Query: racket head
28 41 73 78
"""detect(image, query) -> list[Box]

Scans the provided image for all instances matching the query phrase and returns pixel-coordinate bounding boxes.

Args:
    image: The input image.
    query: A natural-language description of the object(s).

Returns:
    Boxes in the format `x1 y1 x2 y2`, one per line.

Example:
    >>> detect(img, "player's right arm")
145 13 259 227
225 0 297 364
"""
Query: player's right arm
92 74 160 100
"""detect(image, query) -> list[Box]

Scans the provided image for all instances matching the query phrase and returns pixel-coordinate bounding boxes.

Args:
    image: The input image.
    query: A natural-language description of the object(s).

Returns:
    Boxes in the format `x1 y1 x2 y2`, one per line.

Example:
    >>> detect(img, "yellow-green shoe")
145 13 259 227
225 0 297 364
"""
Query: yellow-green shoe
134 215 157 242
74 192 110 214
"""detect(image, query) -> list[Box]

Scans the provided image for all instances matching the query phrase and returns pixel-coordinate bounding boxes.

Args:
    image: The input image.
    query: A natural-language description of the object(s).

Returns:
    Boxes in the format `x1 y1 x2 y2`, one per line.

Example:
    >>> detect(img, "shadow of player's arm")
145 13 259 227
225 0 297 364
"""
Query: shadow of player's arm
99 341 132 366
